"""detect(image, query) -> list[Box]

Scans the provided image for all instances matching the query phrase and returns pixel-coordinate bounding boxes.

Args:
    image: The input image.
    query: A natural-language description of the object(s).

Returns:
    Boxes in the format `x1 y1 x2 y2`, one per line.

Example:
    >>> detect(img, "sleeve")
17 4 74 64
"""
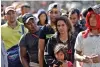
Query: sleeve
19 34 27 48
39 26 46 39
74 32 83 52
44 38 62 67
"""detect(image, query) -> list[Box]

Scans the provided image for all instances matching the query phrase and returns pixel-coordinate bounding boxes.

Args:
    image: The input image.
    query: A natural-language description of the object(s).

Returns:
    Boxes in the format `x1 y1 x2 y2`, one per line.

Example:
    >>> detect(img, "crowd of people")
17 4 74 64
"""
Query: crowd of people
1 2 100 67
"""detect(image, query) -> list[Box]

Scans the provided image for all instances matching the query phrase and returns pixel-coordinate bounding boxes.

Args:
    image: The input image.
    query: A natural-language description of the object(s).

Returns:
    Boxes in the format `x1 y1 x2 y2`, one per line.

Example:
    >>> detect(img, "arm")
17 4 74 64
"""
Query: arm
75 50 93 63
38 39 45 67
74 32 86 62
19 35 29 67
74 50 86 62
38 26 46 67
74 32 92 64
19 46 29 67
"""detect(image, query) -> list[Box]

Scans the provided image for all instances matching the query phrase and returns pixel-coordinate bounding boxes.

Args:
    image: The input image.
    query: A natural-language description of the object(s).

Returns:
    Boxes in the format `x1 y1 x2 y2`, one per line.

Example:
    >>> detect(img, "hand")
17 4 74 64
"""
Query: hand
91 55 100 63
53 64 58 67
62 62 66 67
82 56 92 63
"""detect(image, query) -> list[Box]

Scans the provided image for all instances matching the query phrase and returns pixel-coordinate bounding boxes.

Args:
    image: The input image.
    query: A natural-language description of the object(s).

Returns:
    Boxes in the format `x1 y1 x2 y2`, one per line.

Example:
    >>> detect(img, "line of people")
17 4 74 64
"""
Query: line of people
1 2 100 67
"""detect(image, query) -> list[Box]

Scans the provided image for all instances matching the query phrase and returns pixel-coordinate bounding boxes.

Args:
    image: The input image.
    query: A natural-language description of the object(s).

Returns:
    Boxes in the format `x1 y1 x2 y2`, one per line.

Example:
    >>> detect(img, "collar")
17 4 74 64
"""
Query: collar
89 32 100 37
6 21 22 29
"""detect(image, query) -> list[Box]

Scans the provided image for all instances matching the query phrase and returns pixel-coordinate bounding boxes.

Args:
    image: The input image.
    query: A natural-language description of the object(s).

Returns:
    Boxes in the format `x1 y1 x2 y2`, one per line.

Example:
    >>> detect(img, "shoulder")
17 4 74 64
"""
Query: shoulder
77 31 83 38
40 24 52 33
17 21 23 25
42 24 50 29
1 23 9 32
20 33 27 38
17 15 22 19
49 33 57 41
1 23 8 28
20 33 30 41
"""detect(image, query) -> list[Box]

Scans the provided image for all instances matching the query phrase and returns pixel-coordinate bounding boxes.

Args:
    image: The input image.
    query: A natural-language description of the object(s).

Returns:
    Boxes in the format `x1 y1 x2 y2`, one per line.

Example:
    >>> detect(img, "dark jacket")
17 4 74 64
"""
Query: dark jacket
44 33 76 67
73 21 86 38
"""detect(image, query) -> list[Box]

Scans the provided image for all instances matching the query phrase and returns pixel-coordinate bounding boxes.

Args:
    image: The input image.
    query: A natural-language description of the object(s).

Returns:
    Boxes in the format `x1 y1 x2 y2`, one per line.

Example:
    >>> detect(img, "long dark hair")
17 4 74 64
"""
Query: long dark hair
55 16 73 38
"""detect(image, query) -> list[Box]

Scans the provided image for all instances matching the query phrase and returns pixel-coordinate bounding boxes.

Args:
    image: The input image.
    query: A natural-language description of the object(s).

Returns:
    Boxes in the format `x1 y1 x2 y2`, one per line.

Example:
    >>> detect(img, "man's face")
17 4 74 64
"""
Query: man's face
69 12 79 25
89 13 97 27
48 8 60 23
22 7 30 14
6 10 16 23
25 18 37 32
57 20 68 34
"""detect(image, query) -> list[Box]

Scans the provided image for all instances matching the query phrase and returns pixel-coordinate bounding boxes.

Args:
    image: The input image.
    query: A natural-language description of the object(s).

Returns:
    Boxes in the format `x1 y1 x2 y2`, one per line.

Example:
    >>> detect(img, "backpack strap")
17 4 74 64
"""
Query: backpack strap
21 25 25 34
32 34 39 38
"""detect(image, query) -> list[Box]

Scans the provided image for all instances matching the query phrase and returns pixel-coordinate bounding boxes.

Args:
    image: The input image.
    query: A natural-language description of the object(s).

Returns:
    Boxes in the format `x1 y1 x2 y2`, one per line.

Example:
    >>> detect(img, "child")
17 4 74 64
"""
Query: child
54 43 73 67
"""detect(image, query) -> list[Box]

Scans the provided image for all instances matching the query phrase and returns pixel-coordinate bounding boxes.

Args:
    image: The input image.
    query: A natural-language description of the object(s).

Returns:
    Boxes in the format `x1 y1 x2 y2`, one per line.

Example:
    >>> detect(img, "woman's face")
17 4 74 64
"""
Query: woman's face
57 20 68 34
39 13 46 22
89 13 97 27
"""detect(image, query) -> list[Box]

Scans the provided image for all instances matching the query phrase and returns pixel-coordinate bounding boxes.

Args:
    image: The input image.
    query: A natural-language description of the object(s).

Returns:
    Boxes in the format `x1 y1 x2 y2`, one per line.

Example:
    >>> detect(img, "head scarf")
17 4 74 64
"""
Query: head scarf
82 11 100 38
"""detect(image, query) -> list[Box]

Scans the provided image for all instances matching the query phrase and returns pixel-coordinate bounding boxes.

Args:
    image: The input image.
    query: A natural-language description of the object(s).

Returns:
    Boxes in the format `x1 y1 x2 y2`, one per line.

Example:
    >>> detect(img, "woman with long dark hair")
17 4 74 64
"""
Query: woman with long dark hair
44 16 75 67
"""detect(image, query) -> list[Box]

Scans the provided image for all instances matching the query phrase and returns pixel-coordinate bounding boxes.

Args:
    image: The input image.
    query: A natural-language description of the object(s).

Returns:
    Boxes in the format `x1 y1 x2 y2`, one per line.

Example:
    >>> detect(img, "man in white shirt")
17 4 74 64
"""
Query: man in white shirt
74 5 100 67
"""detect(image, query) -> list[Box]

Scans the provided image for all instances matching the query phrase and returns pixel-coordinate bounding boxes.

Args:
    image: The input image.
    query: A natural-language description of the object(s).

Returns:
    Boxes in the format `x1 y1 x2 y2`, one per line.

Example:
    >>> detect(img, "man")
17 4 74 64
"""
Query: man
19 13 41 67
1 6 27 50
69 8 86 37
38 3 61 67
17 2 31 23
67 8 86 65
74 5 100 67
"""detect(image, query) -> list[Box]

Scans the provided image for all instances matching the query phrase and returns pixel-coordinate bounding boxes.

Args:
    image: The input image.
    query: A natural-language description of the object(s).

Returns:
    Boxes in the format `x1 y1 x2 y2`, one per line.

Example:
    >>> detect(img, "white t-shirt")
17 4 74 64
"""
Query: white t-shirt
75 32 100 67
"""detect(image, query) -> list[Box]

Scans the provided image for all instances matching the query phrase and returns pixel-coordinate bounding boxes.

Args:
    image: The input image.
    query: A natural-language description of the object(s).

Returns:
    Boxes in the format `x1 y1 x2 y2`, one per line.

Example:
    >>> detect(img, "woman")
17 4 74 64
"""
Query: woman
37 9 48 26
44 16 75 67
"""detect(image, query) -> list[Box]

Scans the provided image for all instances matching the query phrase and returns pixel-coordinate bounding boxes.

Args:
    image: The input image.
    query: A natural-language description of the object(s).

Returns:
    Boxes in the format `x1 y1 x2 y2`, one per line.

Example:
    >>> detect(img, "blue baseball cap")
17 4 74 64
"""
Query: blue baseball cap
22 13 36 24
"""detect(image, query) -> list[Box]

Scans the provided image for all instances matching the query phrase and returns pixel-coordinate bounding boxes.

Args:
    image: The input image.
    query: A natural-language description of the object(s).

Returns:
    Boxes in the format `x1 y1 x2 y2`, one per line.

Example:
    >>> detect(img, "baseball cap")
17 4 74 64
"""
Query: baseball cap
48 3 61 12
88 4 100 14
5 6 15 14
22 13 36 24
21 2 30 8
